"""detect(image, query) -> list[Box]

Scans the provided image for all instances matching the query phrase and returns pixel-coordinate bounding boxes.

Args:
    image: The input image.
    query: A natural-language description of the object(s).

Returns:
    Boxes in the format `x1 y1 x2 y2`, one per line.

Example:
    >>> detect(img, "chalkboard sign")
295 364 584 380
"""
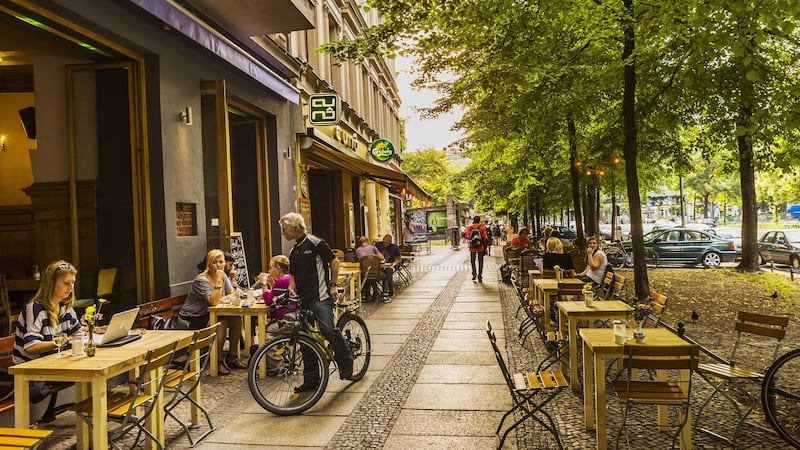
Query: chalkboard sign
229 232 250 289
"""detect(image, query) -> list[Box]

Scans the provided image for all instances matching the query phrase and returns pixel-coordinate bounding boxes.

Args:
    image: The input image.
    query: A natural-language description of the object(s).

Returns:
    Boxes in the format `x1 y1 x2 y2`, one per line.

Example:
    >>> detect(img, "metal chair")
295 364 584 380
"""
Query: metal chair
486 320 567 449
163 324 219 447
70 339 179 450
695 311 790 447
612 343 699 450
74 266 119 316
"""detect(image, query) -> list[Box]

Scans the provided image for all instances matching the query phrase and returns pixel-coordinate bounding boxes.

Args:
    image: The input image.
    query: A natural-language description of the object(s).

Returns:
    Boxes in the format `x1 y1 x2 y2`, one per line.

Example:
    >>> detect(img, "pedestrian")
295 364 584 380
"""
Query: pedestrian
278 212 354 390
464 215 489 283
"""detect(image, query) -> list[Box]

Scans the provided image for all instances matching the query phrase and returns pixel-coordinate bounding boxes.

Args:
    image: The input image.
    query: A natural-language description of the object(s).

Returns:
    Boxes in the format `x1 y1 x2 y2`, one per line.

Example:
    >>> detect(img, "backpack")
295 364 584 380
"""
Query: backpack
469 226 483 248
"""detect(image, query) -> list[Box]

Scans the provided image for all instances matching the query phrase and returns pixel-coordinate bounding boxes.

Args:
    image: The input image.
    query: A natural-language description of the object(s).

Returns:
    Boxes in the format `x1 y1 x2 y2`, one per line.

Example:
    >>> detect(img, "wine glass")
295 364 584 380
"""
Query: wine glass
52 333 68 357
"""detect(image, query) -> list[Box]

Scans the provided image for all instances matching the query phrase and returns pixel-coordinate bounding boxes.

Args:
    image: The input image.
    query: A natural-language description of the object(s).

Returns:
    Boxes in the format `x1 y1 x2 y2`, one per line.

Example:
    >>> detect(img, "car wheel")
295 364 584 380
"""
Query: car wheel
759 253 765 265
702 252 721 268
792 255 800 270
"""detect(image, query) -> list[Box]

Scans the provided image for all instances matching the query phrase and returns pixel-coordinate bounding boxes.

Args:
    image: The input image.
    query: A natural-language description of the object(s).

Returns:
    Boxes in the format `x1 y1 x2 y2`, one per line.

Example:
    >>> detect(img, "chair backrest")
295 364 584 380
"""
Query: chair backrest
558 281 584 299
730 311 790 367
359 255 382 282
167 324 218 391
116 340 178 422
611 274 626 298
95 266 118 298
0 335 13 371
569 249 587 273
540 269 557 279
622 343 699 371
599 271 615 299
505 247 522 265
648 291 668 326
331 249 345 261
519 250 537 273
486 321 515 392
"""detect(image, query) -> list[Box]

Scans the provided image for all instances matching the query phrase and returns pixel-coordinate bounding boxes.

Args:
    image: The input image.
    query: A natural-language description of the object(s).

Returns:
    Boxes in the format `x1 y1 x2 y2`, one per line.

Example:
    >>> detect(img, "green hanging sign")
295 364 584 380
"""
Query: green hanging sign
369 139 395 163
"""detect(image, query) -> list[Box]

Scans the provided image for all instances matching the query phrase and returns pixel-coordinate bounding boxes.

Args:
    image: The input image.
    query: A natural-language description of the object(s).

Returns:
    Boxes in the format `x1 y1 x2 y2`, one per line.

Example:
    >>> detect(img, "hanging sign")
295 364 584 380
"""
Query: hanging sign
369 139 395 163
309 93 341 125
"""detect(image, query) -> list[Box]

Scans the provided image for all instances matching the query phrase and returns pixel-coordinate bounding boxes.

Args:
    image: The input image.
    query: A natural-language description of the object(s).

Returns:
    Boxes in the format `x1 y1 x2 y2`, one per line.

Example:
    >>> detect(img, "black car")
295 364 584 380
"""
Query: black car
758 230 800 269
549 226 577 240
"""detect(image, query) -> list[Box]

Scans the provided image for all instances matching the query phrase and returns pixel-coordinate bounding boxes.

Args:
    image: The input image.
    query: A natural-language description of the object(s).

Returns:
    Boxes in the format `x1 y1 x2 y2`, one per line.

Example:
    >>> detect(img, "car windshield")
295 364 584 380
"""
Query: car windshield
643 230 662 241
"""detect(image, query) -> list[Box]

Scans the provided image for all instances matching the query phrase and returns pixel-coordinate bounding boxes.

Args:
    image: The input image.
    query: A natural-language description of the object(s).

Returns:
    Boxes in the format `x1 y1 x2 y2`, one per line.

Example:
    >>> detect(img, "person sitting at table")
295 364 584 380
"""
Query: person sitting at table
375 233 402 302
542 237 575 271
537 226 553 252
577 236 608 286
179 249 244 375
355 236 384 301
510 227 532 249
12 260 88 405
254 255 295 373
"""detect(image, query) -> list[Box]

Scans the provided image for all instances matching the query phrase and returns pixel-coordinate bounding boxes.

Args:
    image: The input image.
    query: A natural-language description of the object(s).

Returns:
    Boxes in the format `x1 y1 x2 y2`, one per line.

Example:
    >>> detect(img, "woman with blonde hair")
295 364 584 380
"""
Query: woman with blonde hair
542 237 574 270
178 249 245 375
13 260 83 365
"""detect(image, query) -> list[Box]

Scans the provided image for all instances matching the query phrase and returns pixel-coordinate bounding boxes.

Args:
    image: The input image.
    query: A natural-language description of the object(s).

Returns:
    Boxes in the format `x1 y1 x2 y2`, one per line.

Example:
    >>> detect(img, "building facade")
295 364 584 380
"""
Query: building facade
0 0 422 310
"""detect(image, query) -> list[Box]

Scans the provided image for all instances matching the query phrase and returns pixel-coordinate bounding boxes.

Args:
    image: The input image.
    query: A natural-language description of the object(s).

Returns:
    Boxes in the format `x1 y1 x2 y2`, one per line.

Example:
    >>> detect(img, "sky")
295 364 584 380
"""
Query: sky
395 55 465 152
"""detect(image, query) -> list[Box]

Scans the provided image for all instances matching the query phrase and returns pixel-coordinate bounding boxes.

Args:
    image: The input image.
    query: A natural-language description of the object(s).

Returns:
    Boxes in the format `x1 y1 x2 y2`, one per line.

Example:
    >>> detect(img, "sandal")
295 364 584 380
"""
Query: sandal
225 357 247 370
217 362 231 375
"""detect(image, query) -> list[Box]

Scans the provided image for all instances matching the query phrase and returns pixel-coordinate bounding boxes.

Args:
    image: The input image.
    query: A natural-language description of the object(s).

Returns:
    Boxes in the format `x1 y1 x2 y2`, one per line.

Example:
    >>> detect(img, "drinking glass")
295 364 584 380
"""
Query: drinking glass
53 333 68 357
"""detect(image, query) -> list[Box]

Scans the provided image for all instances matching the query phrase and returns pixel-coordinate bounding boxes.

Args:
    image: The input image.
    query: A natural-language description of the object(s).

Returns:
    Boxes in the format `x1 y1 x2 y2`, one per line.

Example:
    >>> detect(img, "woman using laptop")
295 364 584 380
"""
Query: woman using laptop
179 249 245 375
12 260 89 402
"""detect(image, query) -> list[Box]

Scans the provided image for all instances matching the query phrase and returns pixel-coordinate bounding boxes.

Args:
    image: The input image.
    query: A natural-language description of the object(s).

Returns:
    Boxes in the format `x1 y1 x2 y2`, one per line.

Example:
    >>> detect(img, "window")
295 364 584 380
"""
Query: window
176 203 197 236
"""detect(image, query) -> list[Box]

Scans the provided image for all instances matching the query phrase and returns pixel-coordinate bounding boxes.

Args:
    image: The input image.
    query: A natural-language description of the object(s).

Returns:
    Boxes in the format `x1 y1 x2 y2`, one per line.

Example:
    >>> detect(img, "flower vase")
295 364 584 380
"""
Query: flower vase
633 320 646 343
86 330 96 357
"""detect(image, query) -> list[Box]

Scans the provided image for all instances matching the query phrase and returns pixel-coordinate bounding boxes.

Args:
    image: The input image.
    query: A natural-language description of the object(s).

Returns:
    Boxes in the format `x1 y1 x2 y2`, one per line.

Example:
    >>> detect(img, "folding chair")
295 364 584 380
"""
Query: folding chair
612 343 698 450
164 324 219 447
517 292 545 345
695 311 790 447
359 255 382 301
486 320 567 449
70 339 179 450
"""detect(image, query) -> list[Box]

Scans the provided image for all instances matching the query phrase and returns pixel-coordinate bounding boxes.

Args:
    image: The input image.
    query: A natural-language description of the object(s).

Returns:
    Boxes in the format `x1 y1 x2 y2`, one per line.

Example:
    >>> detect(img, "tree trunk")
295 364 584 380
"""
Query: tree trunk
736 37 760 272
568 115 585 247
621 0 650 299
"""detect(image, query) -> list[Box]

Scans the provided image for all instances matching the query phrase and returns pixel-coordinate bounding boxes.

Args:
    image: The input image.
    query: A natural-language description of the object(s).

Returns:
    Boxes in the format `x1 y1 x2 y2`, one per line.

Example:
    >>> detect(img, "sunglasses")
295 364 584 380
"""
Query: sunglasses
58 263 76 271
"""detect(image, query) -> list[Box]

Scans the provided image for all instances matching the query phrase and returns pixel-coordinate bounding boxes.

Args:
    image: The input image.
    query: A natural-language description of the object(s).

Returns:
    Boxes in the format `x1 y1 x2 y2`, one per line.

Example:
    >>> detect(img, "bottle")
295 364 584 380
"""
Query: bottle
244 288 254 307
32 265 40 281
72 332 85 356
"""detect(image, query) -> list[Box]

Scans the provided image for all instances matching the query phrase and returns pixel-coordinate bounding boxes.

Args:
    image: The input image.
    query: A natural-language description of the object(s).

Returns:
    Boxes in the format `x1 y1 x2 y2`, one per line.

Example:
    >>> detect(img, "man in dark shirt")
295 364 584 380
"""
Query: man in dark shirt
375 234 402 302
279 213 354 388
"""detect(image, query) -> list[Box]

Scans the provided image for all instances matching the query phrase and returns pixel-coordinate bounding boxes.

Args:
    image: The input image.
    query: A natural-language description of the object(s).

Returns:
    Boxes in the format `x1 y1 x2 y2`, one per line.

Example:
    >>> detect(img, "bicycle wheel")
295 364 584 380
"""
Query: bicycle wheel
247 335 329 415
605 247 625 268
645 249 659 268
337 312 371 381
761 348 800 448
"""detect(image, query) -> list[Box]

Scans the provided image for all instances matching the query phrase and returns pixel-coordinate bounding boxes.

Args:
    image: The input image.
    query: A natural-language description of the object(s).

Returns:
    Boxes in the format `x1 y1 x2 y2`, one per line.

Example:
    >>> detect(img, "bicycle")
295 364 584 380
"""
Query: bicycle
246 296 371 415
761 347 800 448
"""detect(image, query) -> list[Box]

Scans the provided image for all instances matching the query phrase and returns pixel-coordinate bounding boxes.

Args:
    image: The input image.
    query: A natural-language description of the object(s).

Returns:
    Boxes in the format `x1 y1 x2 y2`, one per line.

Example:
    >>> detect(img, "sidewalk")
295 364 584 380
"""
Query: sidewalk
37 243 794 449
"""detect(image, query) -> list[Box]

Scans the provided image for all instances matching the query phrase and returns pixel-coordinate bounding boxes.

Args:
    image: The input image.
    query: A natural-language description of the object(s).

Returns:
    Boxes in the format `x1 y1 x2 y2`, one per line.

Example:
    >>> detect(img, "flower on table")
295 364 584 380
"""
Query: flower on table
633 296 654 322
83 298 108 334
553 265 561 271
582 283 593 292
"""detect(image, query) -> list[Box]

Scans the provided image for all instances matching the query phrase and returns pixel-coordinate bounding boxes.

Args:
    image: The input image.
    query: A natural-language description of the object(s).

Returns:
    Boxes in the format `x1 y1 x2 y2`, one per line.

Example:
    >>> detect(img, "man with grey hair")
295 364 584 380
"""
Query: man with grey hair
278 213 354 388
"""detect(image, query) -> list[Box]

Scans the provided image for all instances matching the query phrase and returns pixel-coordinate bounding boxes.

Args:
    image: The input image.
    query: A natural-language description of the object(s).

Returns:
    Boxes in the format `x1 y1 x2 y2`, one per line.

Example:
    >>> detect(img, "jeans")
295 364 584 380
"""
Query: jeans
381 266 394 296
470 251 485 279
302 298 353 384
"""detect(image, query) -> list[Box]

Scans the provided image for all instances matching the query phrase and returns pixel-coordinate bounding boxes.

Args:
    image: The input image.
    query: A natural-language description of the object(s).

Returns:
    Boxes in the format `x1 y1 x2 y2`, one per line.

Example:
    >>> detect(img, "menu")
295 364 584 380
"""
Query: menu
229 232 250 289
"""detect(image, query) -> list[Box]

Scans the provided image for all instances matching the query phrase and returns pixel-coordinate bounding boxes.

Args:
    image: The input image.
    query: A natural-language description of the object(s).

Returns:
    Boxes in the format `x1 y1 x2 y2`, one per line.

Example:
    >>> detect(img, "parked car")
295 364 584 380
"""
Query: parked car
706 227 742 252
642 228 740 268
549 225 577 240
757 230 800 269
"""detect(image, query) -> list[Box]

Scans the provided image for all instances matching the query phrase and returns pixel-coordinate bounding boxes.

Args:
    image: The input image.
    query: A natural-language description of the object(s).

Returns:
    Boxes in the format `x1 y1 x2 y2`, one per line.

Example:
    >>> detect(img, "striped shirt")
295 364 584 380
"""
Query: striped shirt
13 302 81 364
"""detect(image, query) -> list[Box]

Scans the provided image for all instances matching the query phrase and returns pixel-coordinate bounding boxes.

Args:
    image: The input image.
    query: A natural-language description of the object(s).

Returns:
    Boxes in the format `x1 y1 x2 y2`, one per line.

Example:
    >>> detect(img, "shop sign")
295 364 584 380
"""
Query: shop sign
369 139 395 163
309 93 340 125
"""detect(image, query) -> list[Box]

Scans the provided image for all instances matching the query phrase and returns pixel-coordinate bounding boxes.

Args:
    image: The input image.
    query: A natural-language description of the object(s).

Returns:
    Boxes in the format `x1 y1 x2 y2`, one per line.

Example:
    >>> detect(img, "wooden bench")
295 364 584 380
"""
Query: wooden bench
136 294 187 329
0 336 14 415
0 427 52 449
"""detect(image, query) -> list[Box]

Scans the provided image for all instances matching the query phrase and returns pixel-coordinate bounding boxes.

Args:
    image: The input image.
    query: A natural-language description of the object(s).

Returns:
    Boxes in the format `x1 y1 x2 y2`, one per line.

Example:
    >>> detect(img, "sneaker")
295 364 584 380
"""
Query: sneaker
478 277 483 283
293 383 319 393
225 357 248 370
383 295 392 303
472 275 476 281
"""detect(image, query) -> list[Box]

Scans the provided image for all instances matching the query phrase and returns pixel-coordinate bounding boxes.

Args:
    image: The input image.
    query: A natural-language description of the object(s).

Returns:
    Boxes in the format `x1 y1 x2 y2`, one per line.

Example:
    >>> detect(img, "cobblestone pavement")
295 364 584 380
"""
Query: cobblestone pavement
31 245 797 449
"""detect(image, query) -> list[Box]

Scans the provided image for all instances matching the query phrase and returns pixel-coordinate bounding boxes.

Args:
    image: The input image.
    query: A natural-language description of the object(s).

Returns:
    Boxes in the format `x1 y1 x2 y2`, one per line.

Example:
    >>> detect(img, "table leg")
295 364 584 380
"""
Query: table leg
13 375 31 429
595 351 608 450
567 316 579 392
656 368 668 430
243 314 253 357
209 310 219 377
258 311 267 378
75 382 89 449
91 375 108 450
583 339 595 430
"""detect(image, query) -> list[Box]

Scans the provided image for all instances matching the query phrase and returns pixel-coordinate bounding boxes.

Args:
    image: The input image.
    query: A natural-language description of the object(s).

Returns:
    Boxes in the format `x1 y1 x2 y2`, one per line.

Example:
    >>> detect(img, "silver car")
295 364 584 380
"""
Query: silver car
758 230 800 269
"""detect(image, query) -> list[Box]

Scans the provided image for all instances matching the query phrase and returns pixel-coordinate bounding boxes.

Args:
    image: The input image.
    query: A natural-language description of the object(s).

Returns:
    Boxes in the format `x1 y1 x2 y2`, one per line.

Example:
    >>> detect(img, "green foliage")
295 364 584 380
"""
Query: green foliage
402 149 465 205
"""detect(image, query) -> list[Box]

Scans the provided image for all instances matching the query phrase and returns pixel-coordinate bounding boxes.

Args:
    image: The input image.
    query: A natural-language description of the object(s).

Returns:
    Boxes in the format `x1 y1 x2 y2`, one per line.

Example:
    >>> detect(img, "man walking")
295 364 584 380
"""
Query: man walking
465 215 488 282
279 213 353 389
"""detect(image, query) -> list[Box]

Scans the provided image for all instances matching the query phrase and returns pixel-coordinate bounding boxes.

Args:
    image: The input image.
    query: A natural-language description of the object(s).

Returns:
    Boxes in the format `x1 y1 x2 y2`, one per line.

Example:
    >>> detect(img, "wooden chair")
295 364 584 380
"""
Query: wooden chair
517 291 546 345
164 324 219 447
331 249 345 261
647 291 668 327
71 340 179 450
74 266 119 316
597 271 615 300
0 336 16 416
695 311 790 447
359 255 383 301
610 274 626 300
486 320 567 450
613 343 699 450
0 275 16 337
569 248 586 273
0 427 52 449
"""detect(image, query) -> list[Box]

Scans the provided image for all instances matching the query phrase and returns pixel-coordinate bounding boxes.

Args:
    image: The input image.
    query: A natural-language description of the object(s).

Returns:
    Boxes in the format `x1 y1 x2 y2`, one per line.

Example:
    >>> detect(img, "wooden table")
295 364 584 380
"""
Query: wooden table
208 302 269 377
10 330 195 450
532 278 585 332
557 300 632 391
580 328 693 450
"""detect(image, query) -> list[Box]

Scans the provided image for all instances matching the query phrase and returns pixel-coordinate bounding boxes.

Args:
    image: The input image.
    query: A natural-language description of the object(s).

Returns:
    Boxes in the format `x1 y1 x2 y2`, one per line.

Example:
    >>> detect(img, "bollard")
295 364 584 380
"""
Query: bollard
676 320 685 338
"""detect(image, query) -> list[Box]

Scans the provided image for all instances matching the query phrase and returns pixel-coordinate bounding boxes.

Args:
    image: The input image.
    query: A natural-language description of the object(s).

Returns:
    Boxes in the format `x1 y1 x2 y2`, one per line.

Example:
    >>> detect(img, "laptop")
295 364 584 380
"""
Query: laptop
92 307 142 347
